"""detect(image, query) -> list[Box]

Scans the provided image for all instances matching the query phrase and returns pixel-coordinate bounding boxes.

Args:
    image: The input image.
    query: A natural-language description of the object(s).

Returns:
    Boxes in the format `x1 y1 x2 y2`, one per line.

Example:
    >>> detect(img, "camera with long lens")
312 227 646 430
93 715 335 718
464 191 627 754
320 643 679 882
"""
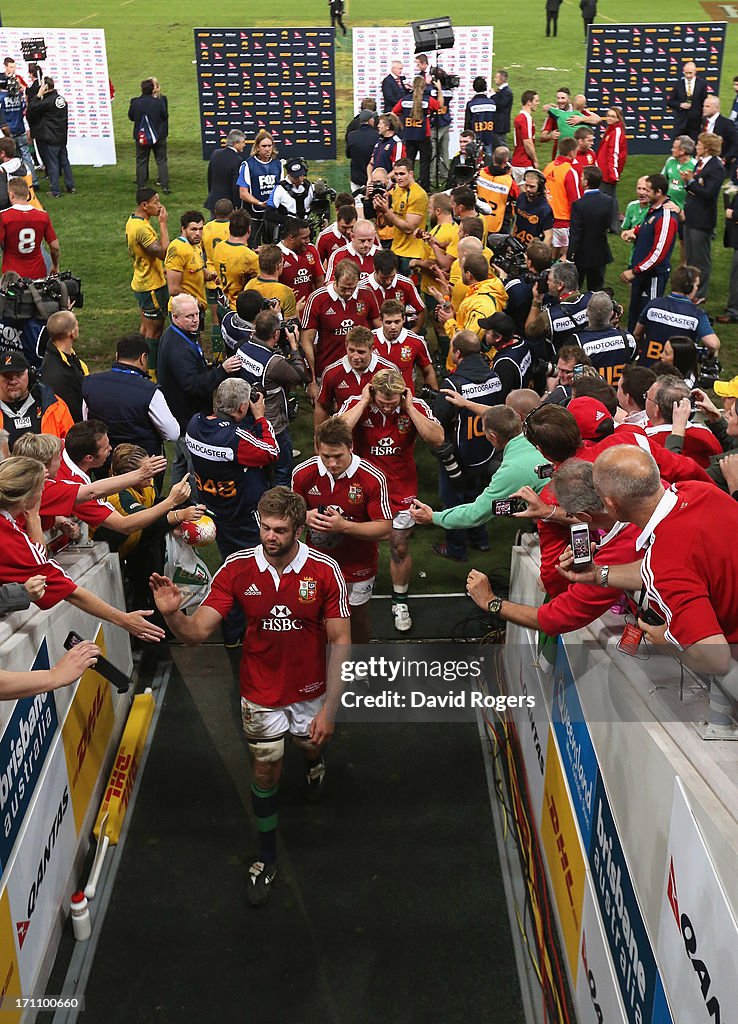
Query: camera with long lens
695 345 722 389
432 440 463 481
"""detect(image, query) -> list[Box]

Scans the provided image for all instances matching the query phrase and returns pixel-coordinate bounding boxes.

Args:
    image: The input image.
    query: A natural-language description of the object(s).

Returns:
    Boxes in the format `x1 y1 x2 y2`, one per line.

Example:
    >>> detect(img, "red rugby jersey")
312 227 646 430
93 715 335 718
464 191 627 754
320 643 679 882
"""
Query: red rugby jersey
316 351 395 412
291 454 392 581
0 205 57 278
202 543 349 706
316 223 351 267
325 243 380 282
371 327 433 389
302 283 381 377
365 273 424 318
278 242 323 302
338 395 438 509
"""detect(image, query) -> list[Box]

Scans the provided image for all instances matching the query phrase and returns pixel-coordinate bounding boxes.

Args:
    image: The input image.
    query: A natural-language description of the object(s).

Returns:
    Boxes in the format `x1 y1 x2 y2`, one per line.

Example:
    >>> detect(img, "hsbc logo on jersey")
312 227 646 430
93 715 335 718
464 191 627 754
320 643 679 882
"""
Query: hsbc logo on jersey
261 605 303 631
337 319 354 335
370 436 401 456
295 269 311 284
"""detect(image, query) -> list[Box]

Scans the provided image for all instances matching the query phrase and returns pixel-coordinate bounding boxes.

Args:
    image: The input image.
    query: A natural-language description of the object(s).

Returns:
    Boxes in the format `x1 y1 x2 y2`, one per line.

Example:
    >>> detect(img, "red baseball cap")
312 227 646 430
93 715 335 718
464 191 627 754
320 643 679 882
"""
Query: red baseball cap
567 397 614 441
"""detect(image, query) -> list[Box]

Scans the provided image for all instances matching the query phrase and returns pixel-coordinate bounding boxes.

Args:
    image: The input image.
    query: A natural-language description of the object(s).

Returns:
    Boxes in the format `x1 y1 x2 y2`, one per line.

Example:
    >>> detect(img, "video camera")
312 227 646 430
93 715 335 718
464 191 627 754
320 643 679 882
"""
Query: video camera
432 67 461 90
695 345 722 389
491 235 550 294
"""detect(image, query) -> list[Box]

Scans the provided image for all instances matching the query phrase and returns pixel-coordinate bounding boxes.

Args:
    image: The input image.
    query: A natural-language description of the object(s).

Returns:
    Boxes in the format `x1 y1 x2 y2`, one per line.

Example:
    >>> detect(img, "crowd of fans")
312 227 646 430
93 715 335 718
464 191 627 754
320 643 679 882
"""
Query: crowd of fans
1 58 737 693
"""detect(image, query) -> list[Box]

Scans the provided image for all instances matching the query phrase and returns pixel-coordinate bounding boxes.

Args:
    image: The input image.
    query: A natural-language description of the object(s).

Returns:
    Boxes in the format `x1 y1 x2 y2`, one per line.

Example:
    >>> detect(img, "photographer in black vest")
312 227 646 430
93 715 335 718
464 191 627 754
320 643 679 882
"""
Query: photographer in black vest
427 330 504 561
264 157 315 242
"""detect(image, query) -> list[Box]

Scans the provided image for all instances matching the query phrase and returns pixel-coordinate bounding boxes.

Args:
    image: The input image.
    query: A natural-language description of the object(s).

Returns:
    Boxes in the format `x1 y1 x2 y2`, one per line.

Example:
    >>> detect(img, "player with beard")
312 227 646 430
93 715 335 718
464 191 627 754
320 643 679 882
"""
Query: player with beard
151 486 350 907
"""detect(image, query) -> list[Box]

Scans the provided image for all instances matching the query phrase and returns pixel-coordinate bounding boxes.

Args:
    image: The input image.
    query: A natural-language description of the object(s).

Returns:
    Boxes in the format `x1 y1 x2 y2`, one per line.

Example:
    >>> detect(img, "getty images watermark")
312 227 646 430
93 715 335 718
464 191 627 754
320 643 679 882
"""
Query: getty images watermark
332 644 535 722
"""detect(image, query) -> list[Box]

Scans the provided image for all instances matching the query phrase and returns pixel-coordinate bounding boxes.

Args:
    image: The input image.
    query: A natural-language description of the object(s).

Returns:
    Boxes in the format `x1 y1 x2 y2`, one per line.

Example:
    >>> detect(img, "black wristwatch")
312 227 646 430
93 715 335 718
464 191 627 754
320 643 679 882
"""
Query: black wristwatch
487 597 503 616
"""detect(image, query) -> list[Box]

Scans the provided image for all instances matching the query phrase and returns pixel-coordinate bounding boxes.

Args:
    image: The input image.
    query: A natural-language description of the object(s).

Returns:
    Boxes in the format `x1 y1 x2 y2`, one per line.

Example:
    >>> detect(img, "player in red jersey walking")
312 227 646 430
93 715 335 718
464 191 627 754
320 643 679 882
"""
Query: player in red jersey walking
339 367 443 632
151 487 351 907
292 416 393 643
313 326 395 427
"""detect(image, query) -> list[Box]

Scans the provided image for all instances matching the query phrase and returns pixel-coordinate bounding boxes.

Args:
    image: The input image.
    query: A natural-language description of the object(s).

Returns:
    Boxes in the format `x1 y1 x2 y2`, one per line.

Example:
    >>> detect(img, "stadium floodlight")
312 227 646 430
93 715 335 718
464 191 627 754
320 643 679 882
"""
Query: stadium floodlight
410 18 455 53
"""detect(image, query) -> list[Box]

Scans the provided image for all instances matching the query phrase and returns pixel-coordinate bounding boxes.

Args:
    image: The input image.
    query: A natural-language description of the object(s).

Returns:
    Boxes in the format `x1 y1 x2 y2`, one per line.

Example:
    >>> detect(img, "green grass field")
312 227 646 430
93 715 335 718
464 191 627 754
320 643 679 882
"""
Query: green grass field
4 0 736 597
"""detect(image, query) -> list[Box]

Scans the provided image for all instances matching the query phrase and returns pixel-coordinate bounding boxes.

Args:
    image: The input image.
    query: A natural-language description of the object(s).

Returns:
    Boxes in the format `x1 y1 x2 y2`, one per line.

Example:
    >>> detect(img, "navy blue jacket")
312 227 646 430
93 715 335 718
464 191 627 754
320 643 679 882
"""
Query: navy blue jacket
82 363 164 455
157 325 228 430
128 94 169 142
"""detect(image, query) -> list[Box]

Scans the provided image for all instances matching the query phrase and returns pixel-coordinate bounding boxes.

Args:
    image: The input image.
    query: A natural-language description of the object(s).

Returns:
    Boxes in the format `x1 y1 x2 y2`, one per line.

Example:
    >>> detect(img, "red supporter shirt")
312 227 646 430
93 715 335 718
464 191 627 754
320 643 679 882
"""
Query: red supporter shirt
636 482 738 646
0 511 77 608
365 273 424 318
291 454 393 580
39 477 80 531
580 425 713 485
278 242 323 302
512 111 535 168
0 205 57 278
202 542 349 706
537 522 640 635
338 394 438 509
56 450 115 527
302 283 381 378
316 224 351 268
645 423 722 470
372 327 433 389
325 243 380 282
535 482 571 598
316 351 395 412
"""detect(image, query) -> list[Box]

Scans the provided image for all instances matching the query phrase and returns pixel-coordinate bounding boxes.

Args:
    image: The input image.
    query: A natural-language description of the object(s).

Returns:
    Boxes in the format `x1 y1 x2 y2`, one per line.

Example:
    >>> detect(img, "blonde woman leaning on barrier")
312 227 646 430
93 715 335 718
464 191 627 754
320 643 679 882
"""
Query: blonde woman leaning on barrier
0 457 165 643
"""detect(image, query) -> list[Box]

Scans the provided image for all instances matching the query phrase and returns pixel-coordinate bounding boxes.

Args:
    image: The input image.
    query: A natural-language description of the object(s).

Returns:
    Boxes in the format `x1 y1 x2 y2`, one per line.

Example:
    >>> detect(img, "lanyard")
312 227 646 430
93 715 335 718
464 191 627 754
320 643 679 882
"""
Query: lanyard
170 325 204 360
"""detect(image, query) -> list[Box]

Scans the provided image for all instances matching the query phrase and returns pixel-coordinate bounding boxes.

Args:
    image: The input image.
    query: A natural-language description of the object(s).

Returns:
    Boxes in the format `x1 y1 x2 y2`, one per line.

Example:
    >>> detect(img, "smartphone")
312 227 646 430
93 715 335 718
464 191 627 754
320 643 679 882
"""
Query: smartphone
64 631 130 693
570 523 592 570
535 463 554 480
493 497 528 516
639 606 665 627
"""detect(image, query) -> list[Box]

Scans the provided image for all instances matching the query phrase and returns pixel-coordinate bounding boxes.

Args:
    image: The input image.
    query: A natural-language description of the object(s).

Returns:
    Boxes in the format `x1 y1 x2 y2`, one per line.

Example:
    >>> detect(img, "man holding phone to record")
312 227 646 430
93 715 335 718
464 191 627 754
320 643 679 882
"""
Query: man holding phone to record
465 458 642 635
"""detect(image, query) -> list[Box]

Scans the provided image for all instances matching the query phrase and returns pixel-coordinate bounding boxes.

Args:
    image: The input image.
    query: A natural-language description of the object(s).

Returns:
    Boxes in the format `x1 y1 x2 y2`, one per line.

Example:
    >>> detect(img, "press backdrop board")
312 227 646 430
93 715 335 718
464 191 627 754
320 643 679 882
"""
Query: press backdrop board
0 28 115 165
194 28 337 161
352 27 494 159
585 22 726 153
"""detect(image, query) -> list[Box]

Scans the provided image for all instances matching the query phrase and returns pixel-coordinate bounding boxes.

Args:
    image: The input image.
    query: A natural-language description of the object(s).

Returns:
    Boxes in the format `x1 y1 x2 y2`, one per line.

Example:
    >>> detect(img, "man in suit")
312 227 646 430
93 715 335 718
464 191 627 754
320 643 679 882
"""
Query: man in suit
128 78 169 192
682 132 726 302
205 130 246 216
569 165 613 291
667 61 708 141
382 62 410 113
702 94 738 180
493 70 513 147
346 110 379 193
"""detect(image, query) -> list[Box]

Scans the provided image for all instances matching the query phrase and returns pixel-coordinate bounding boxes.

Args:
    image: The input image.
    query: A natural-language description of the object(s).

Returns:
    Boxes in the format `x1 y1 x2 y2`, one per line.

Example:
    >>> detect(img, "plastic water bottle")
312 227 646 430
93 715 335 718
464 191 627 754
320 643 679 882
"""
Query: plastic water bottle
70 892 91 941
